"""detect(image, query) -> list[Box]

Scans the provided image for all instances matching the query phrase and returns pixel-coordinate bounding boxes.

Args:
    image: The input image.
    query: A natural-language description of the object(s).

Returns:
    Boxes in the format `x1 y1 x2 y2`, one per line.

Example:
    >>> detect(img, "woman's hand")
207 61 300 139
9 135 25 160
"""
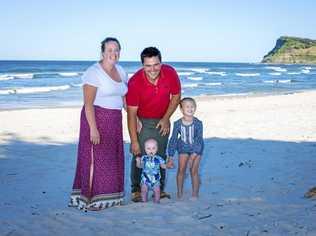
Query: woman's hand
90 127 100 145
130 141 141 156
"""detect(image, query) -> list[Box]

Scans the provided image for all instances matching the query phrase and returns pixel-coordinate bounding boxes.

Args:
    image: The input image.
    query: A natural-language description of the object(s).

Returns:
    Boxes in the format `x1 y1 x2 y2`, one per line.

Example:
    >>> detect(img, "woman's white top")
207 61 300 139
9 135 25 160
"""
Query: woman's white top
82 62 128 110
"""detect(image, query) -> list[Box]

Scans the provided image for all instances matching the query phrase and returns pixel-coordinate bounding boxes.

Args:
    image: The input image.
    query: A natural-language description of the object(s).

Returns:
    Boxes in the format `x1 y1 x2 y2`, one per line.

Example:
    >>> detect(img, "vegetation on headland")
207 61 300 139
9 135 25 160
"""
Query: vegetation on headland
262 36 316 64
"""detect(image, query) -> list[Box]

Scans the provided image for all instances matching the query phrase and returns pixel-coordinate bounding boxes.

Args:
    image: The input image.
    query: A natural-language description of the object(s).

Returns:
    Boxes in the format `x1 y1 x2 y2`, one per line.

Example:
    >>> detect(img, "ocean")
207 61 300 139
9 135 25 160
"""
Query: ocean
0 60 315 110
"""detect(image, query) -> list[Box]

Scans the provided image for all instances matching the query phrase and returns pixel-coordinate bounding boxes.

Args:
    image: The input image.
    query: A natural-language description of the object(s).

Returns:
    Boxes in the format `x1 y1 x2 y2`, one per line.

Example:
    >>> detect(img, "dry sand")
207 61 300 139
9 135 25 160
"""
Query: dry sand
1 91 316 235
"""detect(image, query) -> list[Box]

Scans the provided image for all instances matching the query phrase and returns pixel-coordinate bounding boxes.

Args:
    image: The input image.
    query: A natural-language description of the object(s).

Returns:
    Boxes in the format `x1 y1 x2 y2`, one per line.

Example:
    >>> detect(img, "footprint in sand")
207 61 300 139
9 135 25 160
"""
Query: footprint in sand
304 186 316 198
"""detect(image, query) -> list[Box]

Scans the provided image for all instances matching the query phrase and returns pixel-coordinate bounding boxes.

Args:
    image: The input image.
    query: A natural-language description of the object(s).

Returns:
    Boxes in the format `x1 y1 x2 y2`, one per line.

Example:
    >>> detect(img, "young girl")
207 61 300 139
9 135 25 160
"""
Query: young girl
136 138 171 203
167 97 204 199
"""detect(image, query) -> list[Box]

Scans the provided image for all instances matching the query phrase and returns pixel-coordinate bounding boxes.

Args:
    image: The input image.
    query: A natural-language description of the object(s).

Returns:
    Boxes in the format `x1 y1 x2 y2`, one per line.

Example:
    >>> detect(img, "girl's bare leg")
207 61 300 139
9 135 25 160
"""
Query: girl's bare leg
177 154 189 199
188 154 197 172
153 187 161 203
141 185 148 202
190 154 201 198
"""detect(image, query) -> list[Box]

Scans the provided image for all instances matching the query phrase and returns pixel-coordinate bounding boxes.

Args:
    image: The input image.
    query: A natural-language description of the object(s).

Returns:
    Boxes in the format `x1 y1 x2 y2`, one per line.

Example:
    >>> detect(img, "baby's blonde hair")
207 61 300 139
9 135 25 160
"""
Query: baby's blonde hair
144 138 158 147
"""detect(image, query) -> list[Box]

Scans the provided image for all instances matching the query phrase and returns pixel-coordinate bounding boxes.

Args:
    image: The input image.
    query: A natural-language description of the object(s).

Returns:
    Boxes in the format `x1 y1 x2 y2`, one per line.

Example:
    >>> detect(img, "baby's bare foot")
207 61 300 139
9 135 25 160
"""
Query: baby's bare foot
177 193 183 200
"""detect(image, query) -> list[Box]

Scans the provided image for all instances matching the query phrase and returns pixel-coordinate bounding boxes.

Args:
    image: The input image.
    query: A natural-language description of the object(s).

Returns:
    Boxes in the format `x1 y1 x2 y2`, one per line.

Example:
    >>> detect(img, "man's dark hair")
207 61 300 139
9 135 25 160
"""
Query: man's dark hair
140 47 162 64
101 37 121 52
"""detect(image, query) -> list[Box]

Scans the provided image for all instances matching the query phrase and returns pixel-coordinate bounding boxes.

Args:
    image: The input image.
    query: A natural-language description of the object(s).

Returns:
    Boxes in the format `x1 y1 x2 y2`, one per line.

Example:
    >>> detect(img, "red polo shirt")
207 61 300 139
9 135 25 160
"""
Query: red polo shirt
126 64 181 119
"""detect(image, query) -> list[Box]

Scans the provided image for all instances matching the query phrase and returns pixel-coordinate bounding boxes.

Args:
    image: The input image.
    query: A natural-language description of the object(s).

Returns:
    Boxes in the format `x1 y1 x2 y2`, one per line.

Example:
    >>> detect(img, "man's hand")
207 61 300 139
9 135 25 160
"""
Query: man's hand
156 118 170 136
130 141 141 156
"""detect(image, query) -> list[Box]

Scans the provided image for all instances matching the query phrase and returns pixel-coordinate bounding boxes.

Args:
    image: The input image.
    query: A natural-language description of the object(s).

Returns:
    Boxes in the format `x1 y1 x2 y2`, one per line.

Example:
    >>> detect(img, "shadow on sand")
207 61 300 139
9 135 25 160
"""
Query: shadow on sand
1 134 315 206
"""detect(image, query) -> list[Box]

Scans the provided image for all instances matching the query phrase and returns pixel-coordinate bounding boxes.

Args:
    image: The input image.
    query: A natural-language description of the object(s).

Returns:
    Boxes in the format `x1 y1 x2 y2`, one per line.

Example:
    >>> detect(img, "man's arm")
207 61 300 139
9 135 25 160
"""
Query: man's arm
156 93 181 136
127 106 141 156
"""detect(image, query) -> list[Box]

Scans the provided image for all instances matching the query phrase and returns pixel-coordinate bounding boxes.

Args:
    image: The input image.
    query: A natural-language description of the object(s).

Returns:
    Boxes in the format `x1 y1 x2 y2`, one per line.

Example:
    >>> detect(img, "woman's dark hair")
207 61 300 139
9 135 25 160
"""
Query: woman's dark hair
180 97 197 108
140 47 162 64
101 37 121 52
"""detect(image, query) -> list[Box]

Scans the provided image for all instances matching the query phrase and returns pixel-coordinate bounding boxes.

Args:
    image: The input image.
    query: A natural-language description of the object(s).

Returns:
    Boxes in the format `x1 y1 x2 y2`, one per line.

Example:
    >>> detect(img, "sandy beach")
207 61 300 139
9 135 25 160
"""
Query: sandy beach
1 91 316 235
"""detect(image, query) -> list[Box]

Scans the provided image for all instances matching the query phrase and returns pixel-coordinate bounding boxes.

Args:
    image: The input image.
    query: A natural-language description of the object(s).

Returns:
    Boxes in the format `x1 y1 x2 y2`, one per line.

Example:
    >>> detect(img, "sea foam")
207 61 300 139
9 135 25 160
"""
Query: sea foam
287 72 301 75
235 73 260 77
58 72 80 77
0 74 14 81
206 71 227 76
301 69 310 74
265 66 287 72
178 72 194 76
268 72 281 76
182 83 199 88
264 79 293 84
190 68 209 73
203 82 223 86
0 73 34 80
0 85 71 95
187 77 203 81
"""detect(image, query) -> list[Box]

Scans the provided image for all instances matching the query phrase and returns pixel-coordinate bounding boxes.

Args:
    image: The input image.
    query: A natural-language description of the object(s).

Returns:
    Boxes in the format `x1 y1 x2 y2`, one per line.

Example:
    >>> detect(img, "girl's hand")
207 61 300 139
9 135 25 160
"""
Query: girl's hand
166 157 174 168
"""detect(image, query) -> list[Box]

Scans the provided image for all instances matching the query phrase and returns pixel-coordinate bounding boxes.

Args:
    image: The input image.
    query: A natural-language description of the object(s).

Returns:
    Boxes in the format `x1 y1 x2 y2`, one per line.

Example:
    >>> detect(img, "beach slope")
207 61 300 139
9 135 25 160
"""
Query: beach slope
1 91 316 235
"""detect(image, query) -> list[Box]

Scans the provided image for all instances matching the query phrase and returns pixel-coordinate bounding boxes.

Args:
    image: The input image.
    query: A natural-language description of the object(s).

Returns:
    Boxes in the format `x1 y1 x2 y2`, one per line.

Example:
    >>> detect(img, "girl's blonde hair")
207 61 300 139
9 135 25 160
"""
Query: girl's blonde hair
180 97 196 108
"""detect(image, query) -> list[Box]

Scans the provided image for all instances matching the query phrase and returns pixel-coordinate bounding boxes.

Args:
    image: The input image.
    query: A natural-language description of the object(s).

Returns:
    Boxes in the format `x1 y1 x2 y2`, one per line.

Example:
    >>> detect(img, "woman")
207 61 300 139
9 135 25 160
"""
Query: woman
69 37 128 211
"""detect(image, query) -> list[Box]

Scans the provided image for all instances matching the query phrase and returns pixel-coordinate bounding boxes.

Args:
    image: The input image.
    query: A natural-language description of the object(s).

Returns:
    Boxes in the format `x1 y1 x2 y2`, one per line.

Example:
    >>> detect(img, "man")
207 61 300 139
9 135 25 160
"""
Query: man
126 47 181 202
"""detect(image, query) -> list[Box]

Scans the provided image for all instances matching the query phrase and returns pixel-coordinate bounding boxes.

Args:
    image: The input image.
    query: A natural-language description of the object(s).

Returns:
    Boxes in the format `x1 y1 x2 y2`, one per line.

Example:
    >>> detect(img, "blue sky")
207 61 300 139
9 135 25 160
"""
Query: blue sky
1 0 316 62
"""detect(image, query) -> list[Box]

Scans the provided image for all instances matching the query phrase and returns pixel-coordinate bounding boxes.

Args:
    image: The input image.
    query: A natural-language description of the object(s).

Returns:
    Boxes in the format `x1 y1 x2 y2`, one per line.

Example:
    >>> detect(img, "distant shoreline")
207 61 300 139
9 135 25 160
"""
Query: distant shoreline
2 59 316 65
